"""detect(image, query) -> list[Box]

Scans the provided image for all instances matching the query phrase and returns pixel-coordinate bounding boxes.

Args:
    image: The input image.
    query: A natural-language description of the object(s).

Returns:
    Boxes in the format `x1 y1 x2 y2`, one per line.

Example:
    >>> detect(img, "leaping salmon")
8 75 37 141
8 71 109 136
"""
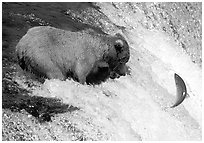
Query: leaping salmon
170 73 187 108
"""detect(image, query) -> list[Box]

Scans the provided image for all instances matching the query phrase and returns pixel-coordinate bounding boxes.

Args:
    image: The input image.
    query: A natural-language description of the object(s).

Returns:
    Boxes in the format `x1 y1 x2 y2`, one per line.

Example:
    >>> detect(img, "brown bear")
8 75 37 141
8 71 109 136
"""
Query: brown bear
16 26 130 84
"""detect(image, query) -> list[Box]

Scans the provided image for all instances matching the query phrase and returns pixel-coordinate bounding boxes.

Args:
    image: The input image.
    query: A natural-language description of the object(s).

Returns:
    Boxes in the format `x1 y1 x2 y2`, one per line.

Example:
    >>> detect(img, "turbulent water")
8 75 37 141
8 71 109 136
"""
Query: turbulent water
2 2 202 141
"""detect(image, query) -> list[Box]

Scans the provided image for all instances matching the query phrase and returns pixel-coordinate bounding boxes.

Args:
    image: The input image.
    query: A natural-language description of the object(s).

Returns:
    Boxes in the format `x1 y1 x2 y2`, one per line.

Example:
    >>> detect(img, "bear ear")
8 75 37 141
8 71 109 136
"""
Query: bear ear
115 39 124 46
115 33 125 39
114 39 124 52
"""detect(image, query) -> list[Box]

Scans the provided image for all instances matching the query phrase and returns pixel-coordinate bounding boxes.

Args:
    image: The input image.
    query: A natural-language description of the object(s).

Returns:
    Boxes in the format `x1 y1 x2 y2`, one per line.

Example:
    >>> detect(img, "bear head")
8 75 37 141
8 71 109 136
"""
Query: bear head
108 33 130 77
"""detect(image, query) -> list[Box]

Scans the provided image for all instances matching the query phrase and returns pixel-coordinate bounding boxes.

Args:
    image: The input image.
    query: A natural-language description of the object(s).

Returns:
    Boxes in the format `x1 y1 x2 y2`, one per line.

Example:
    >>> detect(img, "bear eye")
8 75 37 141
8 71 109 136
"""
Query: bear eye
115 44 122 53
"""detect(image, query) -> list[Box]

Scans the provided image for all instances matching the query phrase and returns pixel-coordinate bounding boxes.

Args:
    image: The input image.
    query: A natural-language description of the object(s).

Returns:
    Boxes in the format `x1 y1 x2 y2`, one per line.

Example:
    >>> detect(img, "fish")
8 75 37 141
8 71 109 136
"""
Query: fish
170 73 187 108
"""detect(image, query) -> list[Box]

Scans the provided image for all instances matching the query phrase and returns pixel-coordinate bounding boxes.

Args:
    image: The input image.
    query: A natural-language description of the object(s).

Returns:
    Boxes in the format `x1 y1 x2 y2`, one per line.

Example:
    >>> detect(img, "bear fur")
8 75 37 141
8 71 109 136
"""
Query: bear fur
16 26 130 84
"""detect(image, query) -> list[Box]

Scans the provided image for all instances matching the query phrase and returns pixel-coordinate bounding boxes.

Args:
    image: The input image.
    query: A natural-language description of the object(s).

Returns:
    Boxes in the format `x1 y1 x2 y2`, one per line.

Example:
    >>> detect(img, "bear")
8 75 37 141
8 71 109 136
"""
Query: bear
16 26 130 84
